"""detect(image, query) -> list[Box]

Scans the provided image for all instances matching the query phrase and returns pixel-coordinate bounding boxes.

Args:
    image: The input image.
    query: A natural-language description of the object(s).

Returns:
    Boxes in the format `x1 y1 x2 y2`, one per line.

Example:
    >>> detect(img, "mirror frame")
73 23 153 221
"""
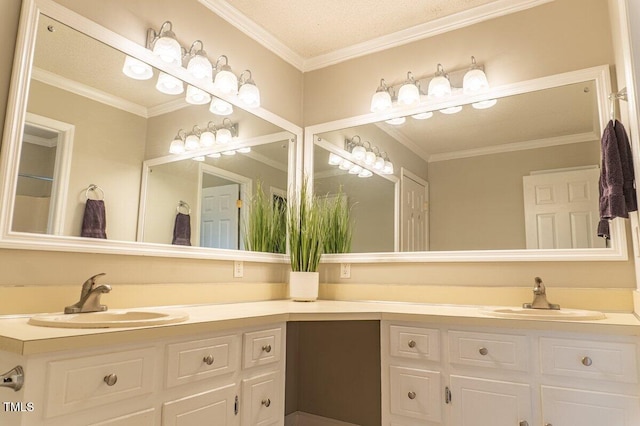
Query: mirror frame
304 65 629 262
0 0 303 263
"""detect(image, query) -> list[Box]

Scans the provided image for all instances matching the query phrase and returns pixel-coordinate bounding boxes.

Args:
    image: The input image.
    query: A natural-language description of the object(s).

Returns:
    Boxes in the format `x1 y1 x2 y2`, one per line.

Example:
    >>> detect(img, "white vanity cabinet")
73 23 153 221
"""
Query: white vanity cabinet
381 320 640 426
2 322 285 426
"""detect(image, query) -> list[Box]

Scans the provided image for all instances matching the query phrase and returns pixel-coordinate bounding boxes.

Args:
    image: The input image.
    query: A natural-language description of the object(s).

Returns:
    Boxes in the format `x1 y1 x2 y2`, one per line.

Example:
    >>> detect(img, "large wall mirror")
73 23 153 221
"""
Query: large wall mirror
305 65 628 262
0 0 301 261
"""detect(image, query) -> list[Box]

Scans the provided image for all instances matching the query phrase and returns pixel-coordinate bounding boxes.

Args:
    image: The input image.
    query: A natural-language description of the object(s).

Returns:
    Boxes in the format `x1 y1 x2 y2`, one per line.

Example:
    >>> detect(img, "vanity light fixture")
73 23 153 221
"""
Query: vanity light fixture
463 56 489 95
328 136 394 178
213 55 238 96
147 21 182 66
168 120 238 154
184 126 202 151
370 79 393 112
348 136 365 160
216 118 239 144
169 129 186 154
122 56 153 80
156 71 184 95
209 97 234 116
185 84 211 105
427 64 452 98
397 72 421 106
238 70 261 108
185 40 213 80
199 122 216 147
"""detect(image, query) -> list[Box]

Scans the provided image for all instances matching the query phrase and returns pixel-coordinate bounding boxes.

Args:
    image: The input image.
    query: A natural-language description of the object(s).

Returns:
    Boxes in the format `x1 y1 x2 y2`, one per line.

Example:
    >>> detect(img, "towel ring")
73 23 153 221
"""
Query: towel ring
177 200 191 215
85 184 105 201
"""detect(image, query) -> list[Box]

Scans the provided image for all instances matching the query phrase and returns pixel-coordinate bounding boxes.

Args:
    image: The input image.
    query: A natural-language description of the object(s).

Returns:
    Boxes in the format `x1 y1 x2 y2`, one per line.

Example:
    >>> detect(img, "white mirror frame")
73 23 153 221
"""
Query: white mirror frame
0 0 303 263
304 65 629 262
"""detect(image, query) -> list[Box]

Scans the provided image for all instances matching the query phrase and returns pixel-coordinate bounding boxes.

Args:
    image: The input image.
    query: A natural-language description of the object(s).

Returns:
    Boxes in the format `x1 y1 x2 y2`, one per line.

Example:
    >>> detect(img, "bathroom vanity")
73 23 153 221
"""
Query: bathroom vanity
0 300 639 426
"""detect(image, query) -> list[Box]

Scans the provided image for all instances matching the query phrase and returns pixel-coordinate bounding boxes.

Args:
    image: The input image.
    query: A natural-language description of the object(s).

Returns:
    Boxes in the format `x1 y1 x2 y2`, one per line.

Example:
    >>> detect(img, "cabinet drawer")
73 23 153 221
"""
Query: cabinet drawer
389 325 440 361
389 366 442 422
243 328 282 369
241 371 281 426
540 337 638 383
89 408 155 425
166 334 239 388
45 347 156 418
162 383 237 426
448 330 528 371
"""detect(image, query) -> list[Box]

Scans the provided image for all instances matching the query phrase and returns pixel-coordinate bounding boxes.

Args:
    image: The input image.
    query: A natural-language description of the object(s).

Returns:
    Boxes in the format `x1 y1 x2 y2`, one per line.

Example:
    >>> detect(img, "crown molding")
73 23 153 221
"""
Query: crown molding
200 0 553 72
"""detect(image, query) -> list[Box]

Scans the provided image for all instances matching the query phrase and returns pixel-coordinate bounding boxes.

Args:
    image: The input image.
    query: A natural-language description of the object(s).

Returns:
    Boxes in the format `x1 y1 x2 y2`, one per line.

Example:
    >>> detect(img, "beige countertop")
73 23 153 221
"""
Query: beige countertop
1 300 639 355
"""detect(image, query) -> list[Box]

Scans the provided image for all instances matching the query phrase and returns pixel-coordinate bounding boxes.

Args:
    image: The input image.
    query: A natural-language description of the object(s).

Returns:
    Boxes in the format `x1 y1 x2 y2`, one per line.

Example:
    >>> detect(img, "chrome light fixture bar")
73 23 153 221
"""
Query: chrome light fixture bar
323 136 395 178
168 119 239 155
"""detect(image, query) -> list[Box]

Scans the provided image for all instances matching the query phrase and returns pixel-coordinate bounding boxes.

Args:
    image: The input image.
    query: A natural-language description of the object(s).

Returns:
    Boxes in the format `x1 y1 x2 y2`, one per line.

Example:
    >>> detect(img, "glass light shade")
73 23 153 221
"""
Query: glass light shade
222 150 236 156
213 70 238 95
192 156 205 162
374 156 385 170
383 160 394 175
428 75 452 98
238 83 261 108
187 54 213 80
358 169 373 178
237 147 251 153
440 105 463 114
152 35 182 66
169 138 185 154
397 83 420 105
184 134 200 151
364 151 376 165
463 68 489 94
122 56 153 80
472 99 498 109
216 128 232 144
199 130 215 147
352 145 366 160
412 111 434 120
185 85 211 105
209 98 233 116
328 153 343 165
208 152 221 158
385 117 406 125
339 160 353 170
348 164 363 174
370 90 392 112
156 72 184 95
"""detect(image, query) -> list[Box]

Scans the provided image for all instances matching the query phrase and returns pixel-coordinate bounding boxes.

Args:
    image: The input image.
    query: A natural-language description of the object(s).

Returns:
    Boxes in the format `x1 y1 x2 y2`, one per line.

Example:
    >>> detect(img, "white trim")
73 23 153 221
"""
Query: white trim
374 122 432 163
244 151 288 173
199 0 553 72
22 133 57 147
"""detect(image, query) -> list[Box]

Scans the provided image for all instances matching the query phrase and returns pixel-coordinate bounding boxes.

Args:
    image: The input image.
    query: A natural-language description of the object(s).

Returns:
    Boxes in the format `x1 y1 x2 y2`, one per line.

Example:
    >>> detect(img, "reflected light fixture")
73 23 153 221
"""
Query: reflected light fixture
463 56 489 95
216 118 238 144
184 127 201 151
148 21 182 66
427 64 451 98
208 152 222 158
472 99 498 109
397 72 420 105
169 129 186 154
185 85 211 105
213 55 238 96
209 97 234 116
156 72 184 95
237 147 251 154
192 156 205 162
122 56 153 80
370 79 393 112
186 40 213 80
358 169 373 178
328 152 343 165
412 111 433 120
238 70 261 108
199 122 216 147
347 136 365 160
385 117 406 125
440 105 463 114
222 150 236 156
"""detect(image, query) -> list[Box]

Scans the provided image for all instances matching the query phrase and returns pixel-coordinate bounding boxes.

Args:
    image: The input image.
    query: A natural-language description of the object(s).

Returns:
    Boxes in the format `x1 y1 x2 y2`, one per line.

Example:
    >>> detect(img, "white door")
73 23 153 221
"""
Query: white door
523 167 604 249
200 184 240 249
401 171 429 252
449 375 532 426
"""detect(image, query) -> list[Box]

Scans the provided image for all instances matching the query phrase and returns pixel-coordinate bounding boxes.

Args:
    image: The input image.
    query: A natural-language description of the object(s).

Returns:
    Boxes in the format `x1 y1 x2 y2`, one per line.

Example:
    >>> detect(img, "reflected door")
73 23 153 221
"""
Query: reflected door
523 167 604 249
200 184 240 249
401 172 428 252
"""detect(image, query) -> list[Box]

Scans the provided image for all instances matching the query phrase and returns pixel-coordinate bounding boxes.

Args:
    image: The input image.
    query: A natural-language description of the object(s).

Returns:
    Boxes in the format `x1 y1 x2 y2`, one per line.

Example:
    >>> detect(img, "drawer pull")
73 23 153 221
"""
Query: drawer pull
581 356 593 367
262 344 272 353
262 398 271 407
203 355 214 365
407 391 416 400
408 340 416 348
103 373 118 386
479 347 488 356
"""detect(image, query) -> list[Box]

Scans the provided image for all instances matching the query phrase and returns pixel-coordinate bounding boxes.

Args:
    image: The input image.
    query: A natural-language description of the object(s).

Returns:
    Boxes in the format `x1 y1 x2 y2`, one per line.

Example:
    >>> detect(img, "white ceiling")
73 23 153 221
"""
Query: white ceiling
198 0 553 71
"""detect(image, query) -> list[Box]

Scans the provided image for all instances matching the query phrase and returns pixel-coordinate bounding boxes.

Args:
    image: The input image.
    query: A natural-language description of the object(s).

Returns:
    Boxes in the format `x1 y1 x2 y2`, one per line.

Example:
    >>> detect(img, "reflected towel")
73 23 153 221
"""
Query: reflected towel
81 199 107 239
172 213 191 246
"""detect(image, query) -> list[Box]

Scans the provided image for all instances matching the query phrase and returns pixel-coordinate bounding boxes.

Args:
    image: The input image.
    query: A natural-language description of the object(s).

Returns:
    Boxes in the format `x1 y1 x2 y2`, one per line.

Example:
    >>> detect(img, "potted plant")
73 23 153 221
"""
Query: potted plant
287 180 326 301
244 181 286 254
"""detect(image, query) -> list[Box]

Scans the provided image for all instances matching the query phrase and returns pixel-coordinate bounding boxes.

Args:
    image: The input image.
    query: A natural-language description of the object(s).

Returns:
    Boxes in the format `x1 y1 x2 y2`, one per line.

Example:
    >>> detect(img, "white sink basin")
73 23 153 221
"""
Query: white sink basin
28 309 189 328
480 306 606 321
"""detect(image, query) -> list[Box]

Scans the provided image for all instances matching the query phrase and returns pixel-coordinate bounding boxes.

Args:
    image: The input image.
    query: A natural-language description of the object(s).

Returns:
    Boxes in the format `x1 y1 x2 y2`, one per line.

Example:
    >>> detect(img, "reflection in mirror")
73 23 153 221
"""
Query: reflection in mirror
10 12 293 253
314 78 610 254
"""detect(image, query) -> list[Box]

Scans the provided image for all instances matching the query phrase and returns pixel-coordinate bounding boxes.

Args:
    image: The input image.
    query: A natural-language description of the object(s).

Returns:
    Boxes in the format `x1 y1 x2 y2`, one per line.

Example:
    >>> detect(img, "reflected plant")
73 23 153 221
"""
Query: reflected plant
244 180 285 254
322 186 352 254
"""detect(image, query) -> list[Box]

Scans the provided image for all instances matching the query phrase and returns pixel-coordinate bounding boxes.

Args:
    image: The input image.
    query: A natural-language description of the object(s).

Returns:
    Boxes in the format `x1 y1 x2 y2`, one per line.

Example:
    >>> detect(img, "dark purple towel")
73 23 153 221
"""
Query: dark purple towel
598 119 637 239
81 199 107 239
172 213 191 246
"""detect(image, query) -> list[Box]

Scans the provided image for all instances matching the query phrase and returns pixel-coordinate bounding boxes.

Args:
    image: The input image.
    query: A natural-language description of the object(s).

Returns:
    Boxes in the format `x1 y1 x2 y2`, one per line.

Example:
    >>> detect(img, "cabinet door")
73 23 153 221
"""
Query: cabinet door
162 383 238 426
389 366 442 422
449 375 532 426
241 371 281 426
541 385 640 426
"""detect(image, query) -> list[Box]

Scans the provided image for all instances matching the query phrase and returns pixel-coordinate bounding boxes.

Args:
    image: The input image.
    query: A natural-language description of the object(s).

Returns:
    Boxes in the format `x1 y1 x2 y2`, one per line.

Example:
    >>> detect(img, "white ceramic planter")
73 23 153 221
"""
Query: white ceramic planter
288 271 319 302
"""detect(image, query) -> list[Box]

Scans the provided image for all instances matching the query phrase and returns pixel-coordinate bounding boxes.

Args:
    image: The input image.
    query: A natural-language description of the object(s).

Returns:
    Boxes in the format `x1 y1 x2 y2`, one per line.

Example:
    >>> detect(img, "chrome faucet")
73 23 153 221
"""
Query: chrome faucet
64 273 112 314
523 277 560 310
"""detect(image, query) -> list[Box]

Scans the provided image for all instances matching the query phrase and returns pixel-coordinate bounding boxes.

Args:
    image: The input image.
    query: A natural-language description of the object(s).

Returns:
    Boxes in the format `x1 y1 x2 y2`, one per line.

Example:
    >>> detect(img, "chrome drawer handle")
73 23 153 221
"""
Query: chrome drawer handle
0 366 24 392
103 373 118 386
262 398 271 407
408 340 416 348
408 391 416 400
203 355 214 365
479 347 488 356
262 344 272 353
582 356 593 367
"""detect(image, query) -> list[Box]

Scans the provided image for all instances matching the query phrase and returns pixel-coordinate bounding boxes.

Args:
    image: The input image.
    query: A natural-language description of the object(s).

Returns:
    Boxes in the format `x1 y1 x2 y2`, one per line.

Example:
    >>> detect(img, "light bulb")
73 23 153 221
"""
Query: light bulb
208 152 221 158
238 82 260 108
156 72 184 95
352 145 366 161
187 54 213 80
237 147 251 153
412 112 433 120
365 151 376 165
383 160 394 175
463 57 489 95
370 90 392 112
216 128 232 144
472 99 498 109
213 69 238 95
185 85 211 105
428 64 451 98
348 164 363 174
339 160 353 170
199 130 215 147
358 169 373 178
328 153 343 165
184 134 200 151
122 56 153 80
374 156 385 170
152 31 182 66
440 105 463 114
221 150 236 156
209 98 233 116
385 117 406 125
397 83 420 105
192 156 205 162
169 138 185 154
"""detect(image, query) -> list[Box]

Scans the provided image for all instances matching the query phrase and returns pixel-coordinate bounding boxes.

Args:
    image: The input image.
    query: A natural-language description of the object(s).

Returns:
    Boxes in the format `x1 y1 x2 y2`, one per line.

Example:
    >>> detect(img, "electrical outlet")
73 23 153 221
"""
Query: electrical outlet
340 263 351 279
234 261 243 278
